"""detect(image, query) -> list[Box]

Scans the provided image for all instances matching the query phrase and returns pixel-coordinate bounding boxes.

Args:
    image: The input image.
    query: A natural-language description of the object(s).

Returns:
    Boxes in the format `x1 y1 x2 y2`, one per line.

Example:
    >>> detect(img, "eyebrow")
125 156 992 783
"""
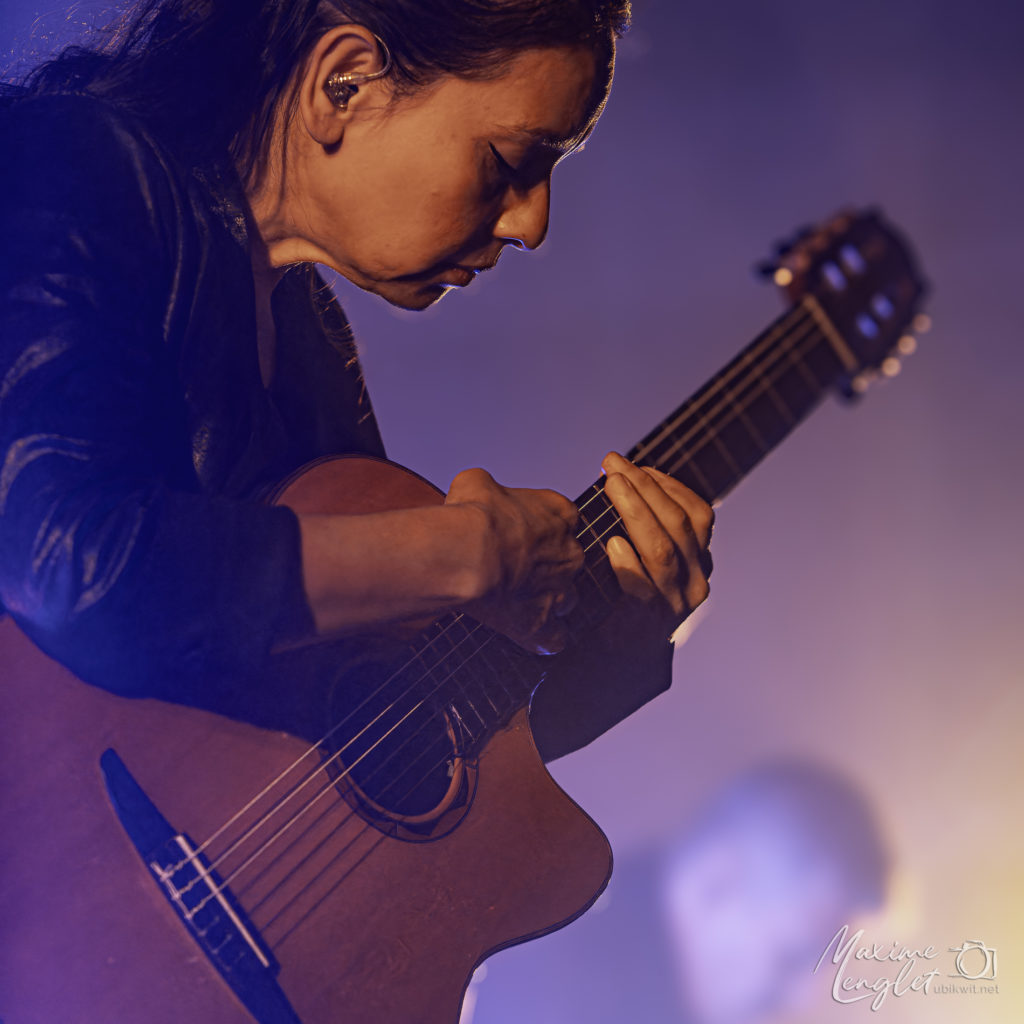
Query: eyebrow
494 122 594 156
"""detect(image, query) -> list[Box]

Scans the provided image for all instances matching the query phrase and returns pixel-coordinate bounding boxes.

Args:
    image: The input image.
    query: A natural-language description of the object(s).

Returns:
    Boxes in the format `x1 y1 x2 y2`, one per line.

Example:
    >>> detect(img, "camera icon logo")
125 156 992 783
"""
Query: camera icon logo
949 940 997 980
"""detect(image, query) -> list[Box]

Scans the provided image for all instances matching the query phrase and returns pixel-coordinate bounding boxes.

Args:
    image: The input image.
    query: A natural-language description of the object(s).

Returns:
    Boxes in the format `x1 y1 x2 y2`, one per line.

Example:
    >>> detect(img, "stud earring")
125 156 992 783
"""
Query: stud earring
323 34 393 110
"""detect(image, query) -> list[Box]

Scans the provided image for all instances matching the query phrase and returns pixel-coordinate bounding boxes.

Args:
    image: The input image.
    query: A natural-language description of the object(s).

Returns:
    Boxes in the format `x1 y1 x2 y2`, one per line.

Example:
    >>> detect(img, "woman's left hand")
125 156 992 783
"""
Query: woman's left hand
600 451 714 637
528 451 714 761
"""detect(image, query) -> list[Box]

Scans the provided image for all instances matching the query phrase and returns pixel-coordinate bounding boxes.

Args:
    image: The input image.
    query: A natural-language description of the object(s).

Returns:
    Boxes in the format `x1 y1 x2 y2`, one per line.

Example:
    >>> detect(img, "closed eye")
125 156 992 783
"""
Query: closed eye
489 143 522 181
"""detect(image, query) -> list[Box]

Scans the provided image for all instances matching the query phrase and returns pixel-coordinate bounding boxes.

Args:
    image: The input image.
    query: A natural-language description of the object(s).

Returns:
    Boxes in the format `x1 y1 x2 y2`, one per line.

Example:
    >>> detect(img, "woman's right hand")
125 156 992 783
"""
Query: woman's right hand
445 468 583 655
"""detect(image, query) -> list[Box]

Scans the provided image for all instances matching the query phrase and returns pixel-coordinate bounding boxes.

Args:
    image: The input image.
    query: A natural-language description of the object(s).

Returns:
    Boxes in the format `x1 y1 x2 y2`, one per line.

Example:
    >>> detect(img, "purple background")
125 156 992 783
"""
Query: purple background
4 1 1022 1020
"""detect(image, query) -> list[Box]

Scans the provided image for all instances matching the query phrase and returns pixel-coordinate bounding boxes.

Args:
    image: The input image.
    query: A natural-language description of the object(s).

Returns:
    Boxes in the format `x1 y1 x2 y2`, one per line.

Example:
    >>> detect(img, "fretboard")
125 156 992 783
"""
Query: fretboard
567 296 851 633
400 296 854 750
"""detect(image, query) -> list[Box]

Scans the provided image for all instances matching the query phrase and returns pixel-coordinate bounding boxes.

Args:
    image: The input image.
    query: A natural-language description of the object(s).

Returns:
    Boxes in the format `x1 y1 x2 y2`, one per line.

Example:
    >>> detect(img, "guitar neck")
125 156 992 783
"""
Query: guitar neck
379 209 926 756
568 296 854 632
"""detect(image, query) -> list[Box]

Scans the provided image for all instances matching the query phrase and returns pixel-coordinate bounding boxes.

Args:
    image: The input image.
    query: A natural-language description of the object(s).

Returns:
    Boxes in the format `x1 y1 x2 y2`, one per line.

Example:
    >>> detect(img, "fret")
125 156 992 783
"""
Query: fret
412 618 486 739
788 341 828 392
677 403 745 482
582 559 618 608
442 619 492 730
472 634 517 710
458 647 501 720
436 666 487 739
559 481 622 640
802 294 860 374
498 642 543 704
770 340 822 422
577 486 624 546
712 433 744 479
466 643 505 716
722 381 771 453
706 411 768 479
800 330 847 391
712 389 770 468
759 377 798 430
570 567 618 636
677 445 733 502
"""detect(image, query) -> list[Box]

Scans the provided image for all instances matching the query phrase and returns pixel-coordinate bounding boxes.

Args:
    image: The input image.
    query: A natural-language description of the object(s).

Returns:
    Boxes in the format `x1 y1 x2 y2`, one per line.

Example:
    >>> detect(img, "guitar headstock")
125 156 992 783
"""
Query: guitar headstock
760 209 930 398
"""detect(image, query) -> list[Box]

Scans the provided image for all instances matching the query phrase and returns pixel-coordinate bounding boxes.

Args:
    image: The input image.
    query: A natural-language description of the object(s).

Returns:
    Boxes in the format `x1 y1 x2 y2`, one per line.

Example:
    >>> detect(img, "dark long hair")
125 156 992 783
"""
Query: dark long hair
20 0 631 182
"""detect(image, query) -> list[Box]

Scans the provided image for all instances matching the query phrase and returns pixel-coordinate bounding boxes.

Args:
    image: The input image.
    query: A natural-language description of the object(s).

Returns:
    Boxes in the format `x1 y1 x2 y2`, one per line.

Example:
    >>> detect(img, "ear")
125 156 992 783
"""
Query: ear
298 25 389 147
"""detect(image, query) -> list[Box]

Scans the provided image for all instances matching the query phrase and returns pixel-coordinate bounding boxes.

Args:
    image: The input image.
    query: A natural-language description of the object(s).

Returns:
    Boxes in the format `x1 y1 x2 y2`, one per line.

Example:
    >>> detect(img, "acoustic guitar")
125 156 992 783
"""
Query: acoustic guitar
0 210 927 1023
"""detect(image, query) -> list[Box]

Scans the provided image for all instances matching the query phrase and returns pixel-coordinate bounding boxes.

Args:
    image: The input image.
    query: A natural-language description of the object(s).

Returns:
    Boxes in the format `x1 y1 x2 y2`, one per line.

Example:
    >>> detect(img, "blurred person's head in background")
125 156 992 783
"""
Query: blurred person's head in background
661 759 888 1024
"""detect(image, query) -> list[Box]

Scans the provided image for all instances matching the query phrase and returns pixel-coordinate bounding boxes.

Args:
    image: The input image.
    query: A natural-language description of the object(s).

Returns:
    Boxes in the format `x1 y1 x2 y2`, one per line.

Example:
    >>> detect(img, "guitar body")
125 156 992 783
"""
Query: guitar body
0 456 613 1024
0 210 928 1022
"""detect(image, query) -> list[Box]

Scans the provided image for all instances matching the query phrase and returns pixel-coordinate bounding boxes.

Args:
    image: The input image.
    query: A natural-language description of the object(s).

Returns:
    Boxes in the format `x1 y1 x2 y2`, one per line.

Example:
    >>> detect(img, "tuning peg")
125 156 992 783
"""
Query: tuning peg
913 313 932 334
880 356 901 378
755 261 796 288
772 225 815 258
897 335 917 356
848 367 879 395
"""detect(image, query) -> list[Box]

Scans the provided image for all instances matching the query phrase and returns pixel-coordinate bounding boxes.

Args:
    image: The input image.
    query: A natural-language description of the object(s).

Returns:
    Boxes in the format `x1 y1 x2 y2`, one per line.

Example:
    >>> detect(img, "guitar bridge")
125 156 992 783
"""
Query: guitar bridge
149 833 272 971
101 749 301 1024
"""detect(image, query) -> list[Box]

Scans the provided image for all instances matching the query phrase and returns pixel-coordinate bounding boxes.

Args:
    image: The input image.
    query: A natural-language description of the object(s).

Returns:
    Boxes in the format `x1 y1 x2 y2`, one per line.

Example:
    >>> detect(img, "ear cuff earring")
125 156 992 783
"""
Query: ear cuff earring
323 34 393 110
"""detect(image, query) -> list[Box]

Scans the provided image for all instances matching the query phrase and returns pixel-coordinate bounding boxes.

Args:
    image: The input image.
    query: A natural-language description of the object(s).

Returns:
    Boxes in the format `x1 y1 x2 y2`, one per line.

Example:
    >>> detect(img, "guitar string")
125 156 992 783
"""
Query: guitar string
173 304 822 897
233 310 850 940
253 731 468 942
243 311 835 921
625 297 814 466
239 703 457 916
227 644 491 922
638 305 826 478
239 635 528 933
245 312 844 940
577 311 824 533
170 613 499 872
171 301 818 879
194 624 527 914
579 316 827 546
190 630 505 917
181 617 503 894
179 309 832 916
573 302 816 516
226 688 458 913
174 304 823 909
243 724 462 930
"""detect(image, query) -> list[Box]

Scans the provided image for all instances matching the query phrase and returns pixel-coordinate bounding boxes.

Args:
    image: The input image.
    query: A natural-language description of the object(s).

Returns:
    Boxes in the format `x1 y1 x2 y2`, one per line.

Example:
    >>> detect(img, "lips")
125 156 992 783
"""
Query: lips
432 253 502 288
441 266 476 287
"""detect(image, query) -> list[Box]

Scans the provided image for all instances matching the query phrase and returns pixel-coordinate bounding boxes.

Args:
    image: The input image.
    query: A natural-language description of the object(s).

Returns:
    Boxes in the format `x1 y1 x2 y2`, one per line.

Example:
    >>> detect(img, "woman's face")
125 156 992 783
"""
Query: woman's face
281 44 608 310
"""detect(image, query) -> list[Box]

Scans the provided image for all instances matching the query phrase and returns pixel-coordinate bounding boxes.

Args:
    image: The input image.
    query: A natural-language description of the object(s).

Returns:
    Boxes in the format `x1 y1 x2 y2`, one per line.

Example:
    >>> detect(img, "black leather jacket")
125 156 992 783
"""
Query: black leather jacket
0 90 672 760
0 89 384 690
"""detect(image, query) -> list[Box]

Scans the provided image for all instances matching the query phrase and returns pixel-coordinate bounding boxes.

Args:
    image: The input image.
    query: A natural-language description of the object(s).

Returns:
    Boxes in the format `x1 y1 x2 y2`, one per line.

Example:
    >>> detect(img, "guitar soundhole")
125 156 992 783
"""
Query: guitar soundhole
322 655 472 834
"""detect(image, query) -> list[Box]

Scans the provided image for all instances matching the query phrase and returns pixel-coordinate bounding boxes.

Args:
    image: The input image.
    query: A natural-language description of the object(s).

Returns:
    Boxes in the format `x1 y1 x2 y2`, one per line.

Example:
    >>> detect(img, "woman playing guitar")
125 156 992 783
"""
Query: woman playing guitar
0 0 712 760
0 2 713 1021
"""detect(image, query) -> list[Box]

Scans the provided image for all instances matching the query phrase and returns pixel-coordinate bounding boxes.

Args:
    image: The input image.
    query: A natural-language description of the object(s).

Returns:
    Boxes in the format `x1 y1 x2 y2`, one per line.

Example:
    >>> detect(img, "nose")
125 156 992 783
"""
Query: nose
493 180 551 251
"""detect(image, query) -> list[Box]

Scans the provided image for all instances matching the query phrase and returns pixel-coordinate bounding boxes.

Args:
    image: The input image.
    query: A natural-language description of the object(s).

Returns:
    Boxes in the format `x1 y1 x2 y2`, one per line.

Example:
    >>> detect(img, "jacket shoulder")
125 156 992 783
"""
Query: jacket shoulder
0 91 183 266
